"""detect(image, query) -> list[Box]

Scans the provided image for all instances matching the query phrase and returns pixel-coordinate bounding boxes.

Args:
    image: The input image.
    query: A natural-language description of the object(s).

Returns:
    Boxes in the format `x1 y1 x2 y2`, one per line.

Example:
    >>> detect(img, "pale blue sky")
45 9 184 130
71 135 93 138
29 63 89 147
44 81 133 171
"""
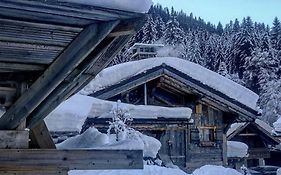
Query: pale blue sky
153 0 281 26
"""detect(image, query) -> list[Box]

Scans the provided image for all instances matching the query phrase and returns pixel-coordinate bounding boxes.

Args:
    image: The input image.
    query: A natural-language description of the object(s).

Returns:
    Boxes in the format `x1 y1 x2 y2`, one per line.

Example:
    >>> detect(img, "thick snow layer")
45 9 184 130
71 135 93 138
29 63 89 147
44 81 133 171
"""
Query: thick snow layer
255 119 274 134
45 94 191 132
193 165 242 175
69 165 243 175
81 57 259 111
57 127 161 158
226 122 246 137
88 97 192 119
59 0 153 13
273 117 281 132
69 165 188 175
45 95 94 132
227 141 248 158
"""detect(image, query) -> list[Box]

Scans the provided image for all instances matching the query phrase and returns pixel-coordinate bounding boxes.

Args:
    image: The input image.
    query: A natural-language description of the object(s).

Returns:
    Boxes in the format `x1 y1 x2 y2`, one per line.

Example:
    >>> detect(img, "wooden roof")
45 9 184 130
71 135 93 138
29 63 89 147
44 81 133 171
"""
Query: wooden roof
227 120 280 145
0 0 145 130
89 64 259 122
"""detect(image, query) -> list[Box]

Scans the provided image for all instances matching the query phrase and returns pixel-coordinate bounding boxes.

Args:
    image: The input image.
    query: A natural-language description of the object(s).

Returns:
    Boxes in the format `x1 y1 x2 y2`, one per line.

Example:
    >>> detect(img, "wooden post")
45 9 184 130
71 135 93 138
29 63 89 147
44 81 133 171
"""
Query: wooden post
144 83 147 105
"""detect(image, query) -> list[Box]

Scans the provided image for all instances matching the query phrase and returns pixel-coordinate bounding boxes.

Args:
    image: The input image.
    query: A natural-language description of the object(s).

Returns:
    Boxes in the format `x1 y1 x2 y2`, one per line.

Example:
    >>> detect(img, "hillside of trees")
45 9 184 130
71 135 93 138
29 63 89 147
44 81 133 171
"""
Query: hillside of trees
111 4 281 125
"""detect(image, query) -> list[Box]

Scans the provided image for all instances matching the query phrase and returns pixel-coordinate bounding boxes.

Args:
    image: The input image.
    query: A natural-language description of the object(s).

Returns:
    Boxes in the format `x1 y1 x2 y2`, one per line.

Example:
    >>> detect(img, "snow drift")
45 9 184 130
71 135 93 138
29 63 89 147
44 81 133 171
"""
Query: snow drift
193 165 242 175
57 127 161 158
59 0 153 13
81 57 259 111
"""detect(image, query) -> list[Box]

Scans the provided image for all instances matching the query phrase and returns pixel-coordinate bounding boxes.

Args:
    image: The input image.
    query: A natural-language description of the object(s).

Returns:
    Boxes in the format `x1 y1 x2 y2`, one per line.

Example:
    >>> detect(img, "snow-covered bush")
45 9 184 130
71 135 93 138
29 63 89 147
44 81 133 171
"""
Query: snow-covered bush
107 100 133 141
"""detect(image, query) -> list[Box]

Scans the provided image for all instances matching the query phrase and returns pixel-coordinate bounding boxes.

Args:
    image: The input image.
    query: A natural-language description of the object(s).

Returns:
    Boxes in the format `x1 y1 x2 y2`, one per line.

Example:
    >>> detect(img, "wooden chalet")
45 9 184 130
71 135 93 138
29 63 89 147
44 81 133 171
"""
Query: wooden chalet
0 0 146 174
85 57 260 172
227 119 280 168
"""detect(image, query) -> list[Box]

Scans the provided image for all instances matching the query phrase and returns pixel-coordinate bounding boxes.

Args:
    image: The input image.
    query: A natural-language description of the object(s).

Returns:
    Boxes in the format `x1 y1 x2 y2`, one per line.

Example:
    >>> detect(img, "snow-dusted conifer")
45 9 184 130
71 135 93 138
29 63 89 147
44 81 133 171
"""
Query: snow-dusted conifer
107 100 133 141
163 15 185 46
142 15 157 44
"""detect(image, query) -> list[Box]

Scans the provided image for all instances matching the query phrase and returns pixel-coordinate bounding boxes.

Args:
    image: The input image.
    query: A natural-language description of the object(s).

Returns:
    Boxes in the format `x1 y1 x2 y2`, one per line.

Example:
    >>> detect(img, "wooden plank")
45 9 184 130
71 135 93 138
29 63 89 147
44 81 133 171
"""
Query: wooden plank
0 18 81 47
0 62 45 72
0 21 119 130
0 0 142 27
0 149 143 170
26 18 144 128
0 131 29 149
29 121 56 149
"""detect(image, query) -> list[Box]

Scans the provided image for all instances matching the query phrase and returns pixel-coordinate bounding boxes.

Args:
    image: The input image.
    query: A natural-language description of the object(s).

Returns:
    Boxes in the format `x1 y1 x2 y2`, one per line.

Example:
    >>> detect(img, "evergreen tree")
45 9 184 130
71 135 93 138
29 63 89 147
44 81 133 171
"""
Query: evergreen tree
142 15 157 44
163 15 185 46
270 17 281 50
217 22 224 35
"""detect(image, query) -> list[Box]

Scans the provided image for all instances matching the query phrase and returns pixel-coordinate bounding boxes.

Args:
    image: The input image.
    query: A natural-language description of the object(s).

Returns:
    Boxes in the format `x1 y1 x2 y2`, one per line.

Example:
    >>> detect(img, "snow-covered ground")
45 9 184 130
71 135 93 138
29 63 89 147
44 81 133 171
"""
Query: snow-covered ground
227 141 248 158
69 165 243 175
81 57 259 111
69 165 188 175
59 0 153 13
45 94 192 132
60 127 242 175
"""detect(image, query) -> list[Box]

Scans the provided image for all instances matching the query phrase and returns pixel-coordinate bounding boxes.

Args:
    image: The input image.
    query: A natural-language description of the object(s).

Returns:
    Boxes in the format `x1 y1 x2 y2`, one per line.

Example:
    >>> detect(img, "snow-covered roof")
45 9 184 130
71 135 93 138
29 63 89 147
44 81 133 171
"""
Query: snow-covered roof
131 43 165 48
59 0 153 13
88 97 192 120
274 117 281 133
226 122 246 138
227 119 275 138
227 141 248 158
81 57 259 111
45 94 192 132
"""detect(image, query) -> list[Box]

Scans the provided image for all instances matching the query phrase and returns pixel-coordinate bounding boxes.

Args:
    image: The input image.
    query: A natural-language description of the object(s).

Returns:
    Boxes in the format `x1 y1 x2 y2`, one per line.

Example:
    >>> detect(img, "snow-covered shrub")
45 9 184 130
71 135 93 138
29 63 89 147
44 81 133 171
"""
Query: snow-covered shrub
107 100 133 141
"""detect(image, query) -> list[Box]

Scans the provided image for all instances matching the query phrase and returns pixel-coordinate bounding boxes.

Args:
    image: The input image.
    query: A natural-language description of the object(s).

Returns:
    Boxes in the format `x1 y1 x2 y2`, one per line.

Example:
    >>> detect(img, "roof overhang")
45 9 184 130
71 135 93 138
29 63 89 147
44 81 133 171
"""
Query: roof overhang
0 0 146 130
90 64 258 122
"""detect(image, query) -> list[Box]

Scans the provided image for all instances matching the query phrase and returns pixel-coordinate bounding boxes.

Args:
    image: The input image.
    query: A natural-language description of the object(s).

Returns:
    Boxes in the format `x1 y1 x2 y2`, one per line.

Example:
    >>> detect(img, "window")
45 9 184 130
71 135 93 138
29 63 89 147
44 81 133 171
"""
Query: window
198 126 216 146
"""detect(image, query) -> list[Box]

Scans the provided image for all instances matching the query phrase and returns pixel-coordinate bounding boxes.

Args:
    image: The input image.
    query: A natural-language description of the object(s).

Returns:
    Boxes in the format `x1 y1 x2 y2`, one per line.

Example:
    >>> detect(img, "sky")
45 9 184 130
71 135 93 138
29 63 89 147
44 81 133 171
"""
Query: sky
153 0 281 26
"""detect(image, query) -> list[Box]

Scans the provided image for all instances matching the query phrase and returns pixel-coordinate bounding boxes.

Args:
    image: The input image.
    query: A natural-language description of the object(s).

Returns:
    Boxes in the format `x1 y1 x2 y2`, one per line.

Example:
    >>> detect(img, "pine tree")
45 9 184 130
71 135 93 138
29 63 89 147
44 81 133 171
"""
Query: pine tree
154 15 166 40
142 15 157 44
163 15 185 46
270 17 281 50
217 22 224 35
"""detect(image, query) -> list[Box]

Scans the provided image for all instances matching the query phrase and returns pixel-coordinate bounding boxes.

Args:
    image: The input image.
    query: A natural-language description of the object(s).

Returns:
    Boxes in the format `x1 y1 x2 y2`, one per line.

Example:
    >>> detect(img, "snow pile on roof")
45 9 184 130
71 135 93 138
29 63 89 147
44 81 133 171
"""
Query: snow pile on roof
273 117 281 133
45 94 94 132
88 97 192 119
227 141 248 158
81 57 259 111
69 165 188 175
255 119 274 134
59 0 153 13
226 122 246 137
45 94 191 132
193 165 242 175
57 127 161 158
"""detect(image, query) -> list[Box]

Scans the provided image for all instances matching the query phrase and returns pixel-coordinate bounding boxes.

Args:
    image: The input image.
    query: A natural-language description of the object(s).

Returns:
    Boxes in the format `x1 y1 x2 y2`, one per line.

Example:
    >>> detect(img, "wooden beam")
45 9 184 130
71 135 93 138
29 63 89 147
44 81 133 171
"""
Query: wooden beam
29 121 56 149
0 130 29 149
0 62 45 72
0 0 142 27
0 21 119 130
26 18 145 129
0 149 143 170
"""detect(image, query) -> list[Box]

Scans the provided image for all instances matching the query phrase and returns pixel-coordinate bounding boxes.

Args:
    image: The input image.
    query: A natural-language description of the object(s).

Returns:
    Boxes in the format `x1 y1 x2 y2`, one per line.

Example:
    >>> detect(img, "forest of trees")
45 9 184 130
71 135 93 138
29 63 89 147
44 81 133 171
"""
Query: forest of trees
111 4 281 125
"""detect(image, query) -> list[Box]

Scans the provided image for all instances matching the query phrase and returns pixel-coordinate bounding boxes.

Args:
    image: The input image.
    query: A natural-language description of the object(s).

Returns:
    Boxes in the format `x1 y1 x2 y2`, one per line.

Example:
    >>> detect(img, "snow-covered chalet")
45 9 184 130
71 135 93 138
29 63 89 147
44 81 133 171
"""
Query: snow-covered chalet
81 57 260 172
